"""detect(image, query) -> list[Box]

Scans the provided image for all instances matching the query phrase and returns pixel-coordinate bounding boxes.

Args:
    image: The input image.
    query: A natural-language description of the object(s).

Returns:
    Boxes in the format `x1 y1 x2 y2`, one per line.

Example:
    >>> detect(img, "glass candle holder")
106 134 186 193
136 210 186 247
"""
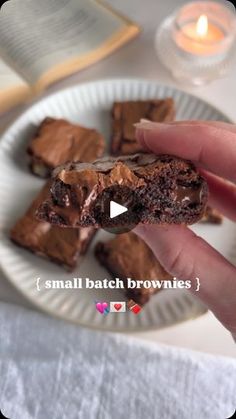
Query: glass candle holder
155 1 236 85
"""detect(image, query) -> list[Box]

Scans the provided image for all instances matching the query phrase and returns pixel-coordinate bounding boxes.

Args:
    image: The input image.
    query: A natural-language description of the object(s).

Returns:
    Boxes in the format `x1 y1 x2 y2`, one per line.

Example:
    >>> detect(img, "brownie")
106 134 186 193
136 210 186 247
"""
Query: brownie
27 117 105 177
200 206 223 224
10 181 96 270
111 99 175 155
95 232 172 305
37 153 208 229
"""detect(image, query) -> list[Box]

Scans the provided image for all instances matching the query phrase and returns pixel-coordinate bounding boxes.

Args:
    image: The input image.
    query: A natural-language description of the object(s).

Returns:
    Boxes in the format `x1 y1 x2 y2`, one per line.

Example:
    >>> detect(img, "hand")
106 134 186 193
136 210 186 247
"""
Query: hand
135 120 236 339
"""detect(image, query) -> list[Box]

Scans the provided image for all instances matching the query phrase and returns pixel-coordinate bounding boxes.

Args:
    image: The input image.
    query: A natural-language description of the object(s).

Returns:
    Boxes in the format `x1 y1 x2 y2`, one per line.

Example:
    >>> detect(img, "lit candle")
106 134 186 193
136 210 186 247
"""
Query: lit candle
156 1 236 84
184 15 223 42
173 2 235 58
176 13 226 56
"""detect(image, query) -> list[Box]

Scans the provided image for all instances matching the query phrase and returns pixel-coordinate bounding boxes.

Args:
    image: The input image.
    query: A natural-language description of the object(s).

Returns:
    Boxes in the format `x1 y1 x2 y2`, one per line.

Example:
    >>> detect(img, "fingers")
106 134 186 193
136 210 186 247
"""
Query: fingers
160 120 236 133
135 120 236 182
200 170 236 222
135 224 236 333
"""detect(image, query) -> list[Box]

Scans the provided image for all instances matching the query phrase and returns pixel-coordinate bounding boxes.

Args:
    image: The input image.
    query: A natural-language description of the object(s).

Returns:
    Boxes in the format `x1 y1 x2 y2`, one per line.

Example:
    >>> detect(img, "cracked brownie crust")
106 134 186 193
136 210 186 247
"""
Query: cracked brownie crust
27 117 105 177
37 153 208 229
111 99 175 155
11 181 96 270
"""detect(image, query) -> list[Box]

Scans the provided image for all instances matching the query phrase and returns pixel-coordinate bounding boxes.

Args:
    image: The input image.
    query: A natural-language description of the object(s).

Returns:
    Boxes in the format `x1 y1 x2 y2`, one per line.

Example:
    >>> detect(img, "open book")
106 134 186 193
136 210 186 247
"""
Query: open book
0 0 140 114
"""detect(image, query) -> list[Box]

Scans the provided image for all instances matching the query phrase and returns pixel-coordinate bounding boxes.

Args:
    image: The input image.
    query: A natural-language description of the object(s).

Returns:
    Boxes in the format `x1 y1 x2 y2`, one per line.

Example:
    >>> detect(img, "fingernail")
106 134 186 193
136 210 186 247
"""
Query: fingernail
134 120 170 130
134 120 171 149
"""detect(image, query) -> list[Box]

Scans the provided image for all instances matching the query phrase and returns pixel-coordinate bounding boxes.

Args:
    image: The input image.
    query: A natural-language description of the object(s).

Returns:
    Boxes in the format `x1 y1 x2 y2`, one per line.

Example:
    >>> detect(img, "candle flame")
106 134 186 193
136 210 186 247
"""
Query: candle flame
196 14 208 37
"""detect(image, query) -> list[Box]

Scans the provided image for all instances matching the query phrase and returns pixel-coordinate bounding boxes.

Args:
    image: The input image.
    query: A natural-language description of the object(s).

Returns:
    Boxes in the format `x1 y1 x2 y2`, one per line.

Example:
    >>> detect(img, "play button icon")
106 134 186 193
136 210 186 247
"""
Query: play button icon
110 201 128 219
93 185 141 234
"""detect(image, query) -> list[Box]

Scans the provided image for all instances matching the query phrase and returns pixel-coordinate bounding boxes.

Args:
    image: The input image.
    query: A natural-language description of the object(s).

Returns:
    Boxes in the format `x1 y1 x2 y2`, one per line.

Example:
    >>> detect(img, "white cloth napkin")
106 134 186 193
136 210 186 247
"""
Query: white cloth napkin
0 302 235 419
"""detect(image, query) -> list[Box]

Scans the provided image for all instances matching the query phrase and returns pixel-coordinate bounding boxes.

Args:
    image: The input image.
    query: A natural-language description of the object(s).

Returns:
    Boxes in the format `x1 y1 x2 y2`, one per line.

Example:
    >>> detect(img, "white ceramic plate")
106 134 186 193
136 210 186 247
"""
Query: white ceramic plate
0 79 235 331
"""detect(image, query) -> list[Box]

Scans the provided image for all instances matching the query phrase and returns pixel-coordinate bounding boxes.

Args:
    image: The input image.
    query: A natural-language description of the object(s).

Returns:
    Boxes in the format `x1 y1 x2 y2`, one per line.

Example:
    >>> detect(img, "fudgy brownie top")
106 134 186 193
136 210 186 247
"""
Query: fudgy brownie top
27 117 105 170
111 99 175 155
37 153 208 228
52 153 205 204
11 181 95 270
53 152 198 182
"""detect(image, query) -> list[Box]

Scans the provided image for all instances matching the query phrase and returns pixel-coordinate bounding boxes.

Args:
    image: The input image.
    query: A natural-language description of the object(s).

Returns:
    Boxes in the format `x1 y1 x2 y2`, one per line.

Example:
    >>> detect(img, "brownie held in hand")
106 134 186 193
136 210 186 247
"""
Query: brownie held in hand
111 99 175 155
27 117 105 177
95 232 172 305
11 181 96 270
37 153 208 229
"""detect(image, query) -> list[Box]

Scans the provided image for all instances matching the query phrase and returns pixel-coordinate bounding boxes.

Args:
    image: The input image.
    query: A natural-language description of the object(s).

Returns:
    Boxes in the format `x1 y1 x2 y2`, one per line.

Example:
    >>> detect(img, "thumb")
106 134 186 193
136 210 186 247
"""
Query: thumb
134 224 236 335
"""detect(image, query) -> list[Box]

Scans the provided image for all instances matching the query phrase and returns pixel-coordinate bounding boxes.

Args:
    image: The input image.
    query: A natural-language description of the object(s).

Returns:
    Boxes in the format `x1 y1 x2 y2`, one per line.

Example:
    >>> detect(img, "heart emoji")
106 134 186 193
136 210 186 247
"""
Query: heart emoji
96 302 109 314
114 303 122 311
131 304 142 315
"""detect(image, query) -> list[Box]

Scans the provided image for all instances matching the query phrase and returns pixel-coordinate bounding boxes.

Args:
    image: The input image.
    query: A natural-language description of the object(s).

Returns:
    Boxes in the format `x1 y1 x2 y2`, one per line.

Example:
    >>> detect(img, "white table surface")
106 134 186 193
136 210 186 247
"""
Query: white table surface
0 0 235 357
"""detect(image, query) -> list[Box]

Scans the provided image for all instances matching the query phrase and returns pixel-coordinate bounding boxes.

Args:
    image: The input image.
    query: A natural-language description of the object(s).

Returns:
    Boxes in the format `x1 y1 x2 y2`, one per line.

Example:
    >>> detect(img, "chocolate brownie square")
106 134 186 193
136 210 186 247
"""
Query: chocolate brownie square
201 206 223 224
111 99 175 155
37 153 208 229
95 232 172 305
10 181 96 270
27 117 105 177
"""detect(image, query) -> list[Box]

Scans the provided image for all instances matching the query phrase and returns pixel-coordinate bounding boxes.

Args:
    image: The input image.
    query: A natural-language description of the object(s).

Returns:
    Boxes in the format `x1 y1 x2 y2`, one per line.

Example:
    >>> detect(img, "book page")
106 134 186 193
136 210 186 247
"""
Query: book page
0 58 28 91
0 0 134 86
0 58 31 113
